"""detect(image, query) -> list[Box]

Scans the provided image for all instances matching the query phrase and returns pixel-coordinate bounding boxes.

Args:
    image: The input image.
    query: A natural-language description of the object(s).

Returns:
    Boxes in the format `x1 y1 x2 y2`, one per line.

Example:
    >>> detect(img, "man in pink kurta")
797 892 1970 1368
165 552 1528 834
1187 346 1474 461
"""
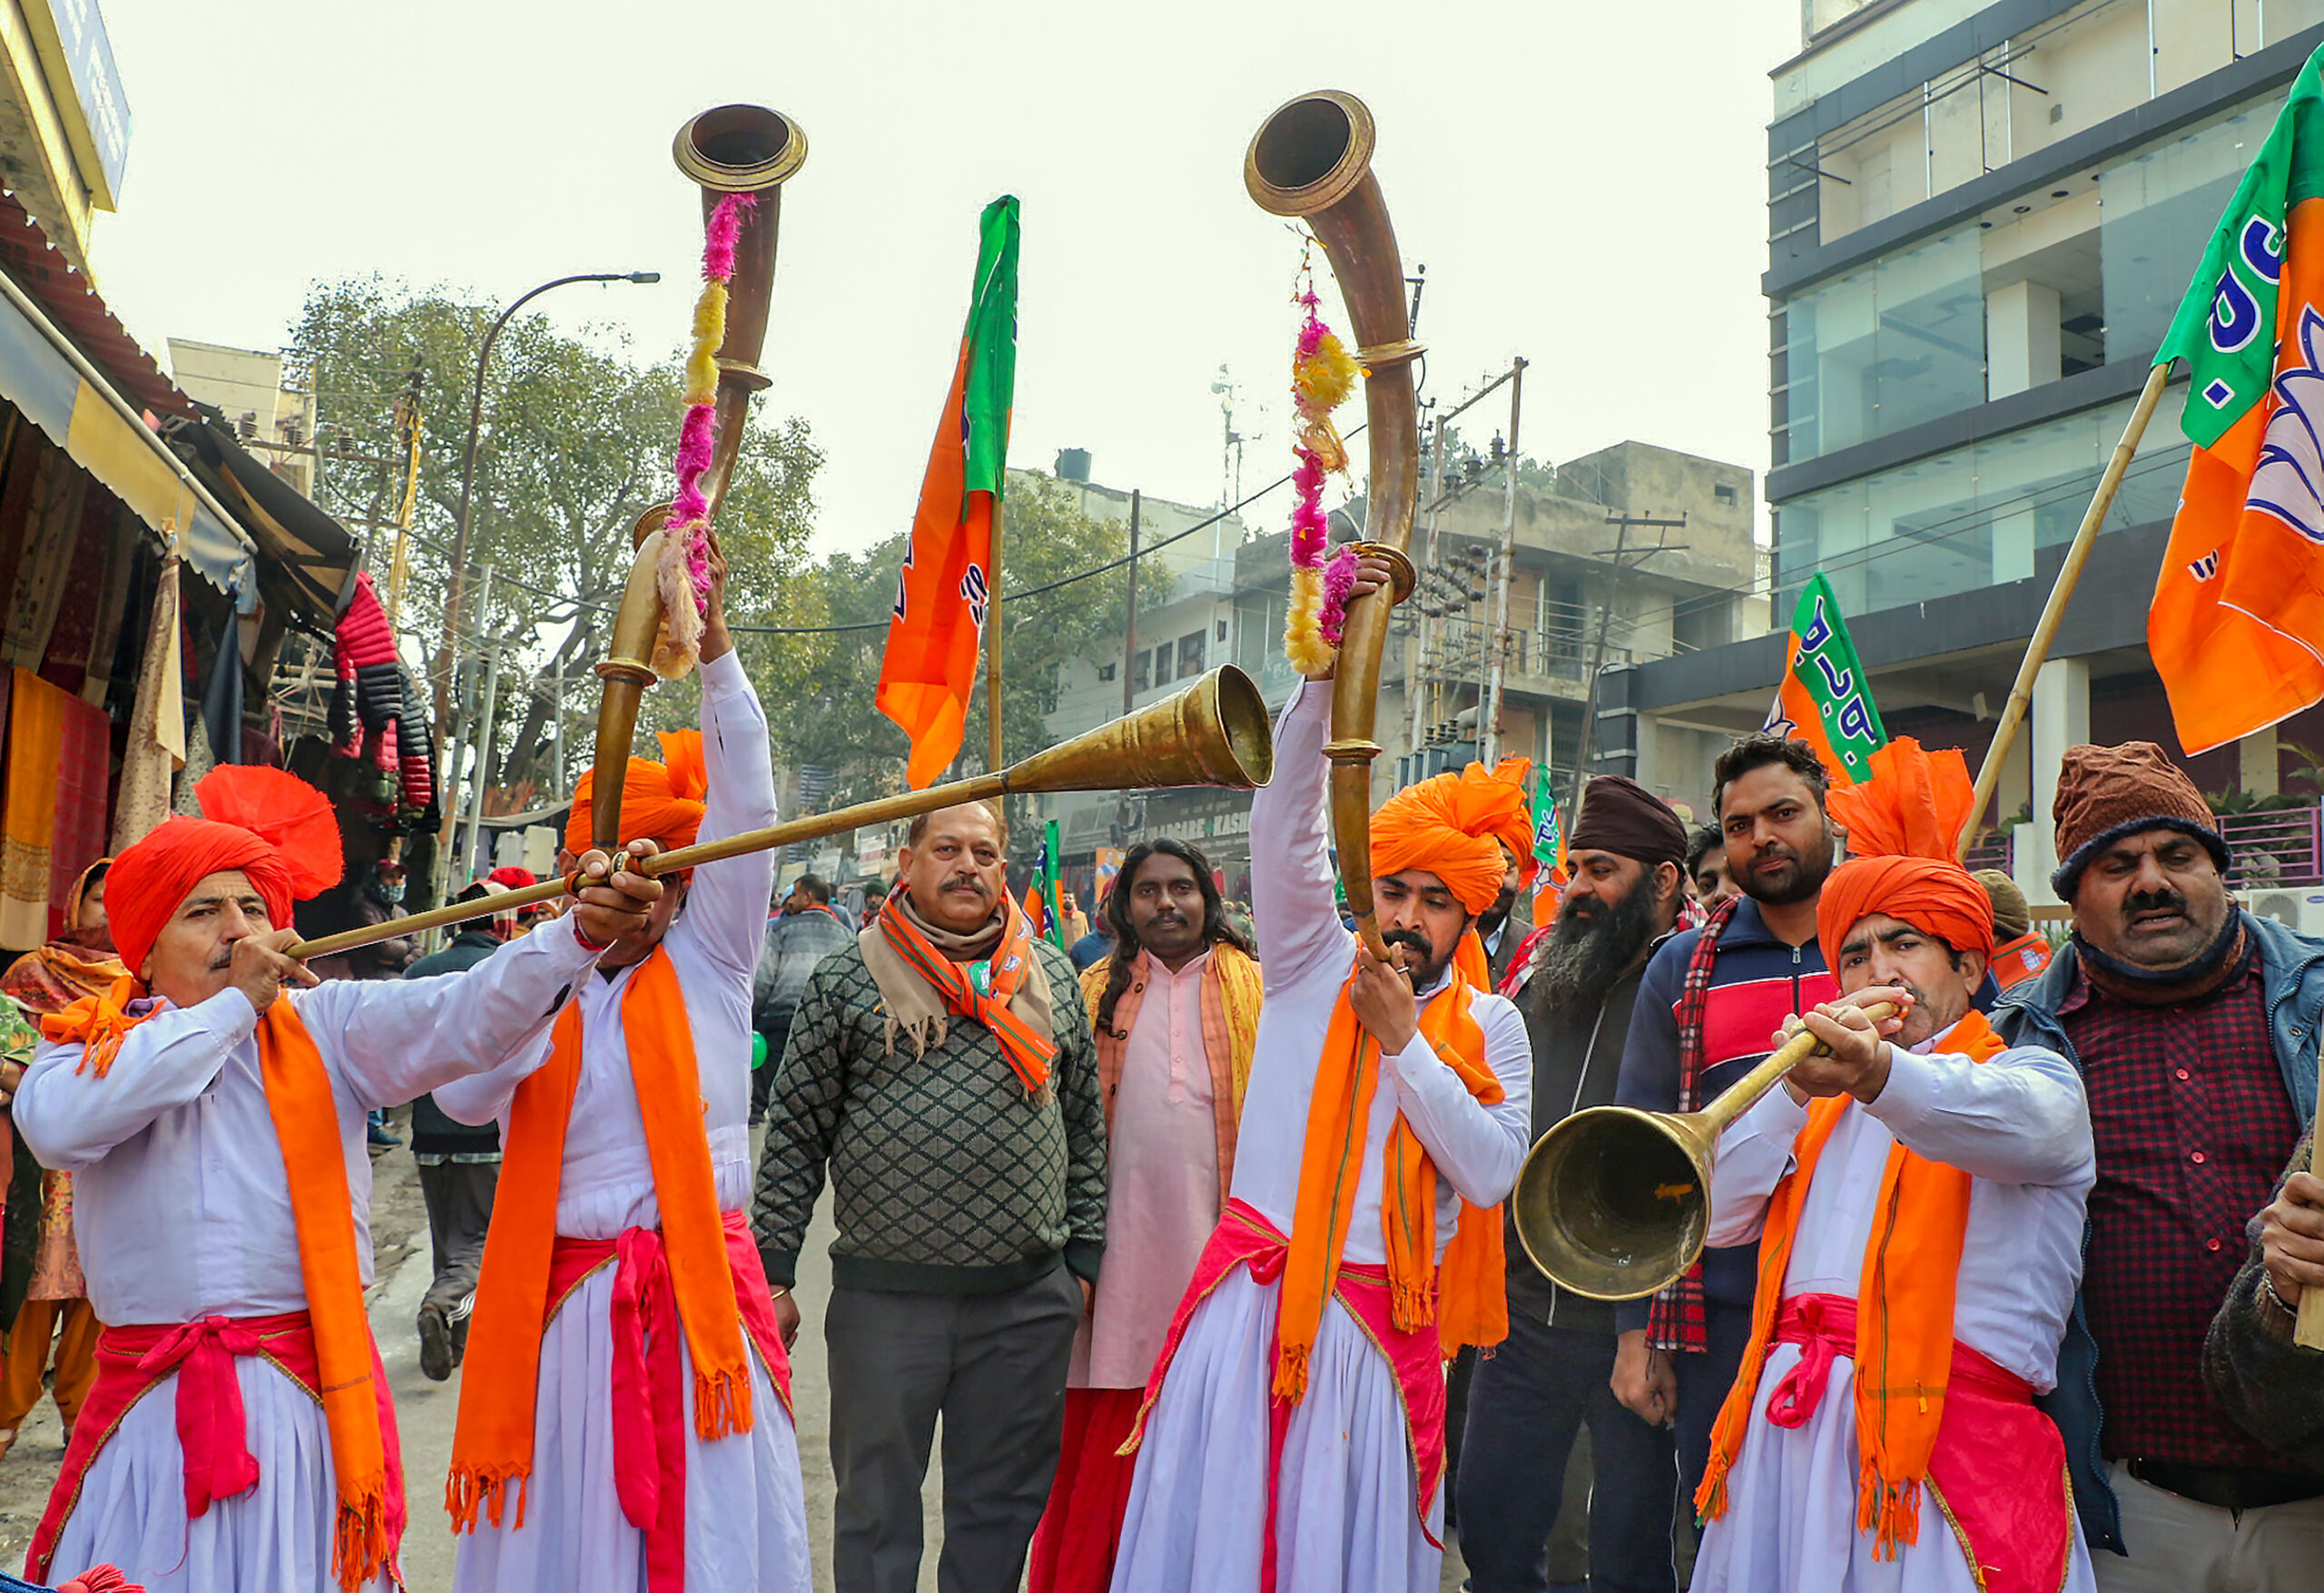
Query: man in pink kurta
1029 840 1262 1593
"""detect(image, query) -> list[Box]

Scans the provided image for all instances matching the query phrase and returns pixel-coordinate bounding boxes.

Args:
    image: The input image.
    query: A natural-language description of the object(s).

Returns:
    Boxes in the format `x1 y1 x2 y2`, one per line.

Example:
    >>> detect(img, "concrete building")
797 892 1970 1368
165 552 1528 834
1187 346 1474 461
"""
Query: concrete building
1020 439 1757 898
167 339 320 497
1604 0 2324 921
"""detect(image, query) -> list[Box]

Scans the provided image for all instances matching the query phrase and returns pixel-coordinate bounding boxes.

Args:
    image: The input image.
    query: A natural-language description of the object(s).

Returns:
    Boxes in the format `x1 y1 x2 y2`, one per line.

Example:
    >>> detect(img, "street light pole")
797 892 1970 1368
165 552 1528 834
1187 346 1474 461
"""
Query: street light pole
429 270 660 851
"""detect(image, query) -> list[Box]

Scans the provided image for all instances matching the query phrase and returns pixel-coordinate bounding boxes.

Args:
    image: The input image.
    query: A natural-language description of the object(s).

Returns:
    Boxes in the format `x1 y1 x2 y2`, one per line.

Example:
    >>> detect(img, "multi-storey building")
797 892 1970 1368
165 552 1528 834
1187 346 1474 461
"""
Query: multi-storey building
1605 0 2324 913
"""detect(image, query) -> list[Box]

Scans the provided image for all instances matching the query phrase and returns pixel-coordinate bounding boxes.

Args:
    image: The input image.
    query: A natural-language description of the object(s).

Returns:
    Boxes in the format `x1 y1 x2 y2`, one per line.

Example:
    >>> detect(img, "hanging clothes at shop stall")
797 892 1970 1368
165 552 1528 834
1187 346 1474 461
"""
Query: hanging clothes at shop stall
0 669 108 949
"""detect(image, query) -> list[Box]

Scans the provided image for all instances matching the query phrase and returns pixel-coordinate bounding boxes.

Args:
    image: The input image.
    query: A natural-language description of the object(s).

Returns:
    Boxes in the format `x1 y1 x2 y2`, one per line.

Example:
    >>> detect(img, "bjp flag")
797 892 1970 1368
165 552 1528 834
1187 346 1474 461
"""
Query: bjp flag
1761 572 1886 787
2152 47 2324 752
877 197 1021 787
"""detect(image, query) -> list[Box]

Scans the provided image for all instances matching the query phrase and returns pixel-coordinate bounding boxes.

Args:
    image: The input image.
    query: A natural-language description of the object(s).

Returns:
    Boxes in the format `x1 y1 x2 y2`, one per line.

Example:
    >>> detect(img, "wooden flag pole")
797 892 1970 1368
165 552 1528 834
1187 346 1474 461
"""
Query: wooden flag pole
1956 362 2173 860
2301 1136 2324 1348
987 499 1006 771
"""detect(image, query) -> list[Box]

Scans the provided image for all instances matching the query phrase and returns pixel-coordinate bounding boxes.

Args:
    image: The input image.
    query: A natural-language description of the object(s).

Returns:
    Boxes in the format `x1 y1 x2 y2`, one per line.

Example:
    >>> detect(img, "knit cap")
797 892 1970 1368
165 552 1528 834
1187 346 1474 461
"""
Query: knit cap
2050 742 2229 900
1973 869 2030 939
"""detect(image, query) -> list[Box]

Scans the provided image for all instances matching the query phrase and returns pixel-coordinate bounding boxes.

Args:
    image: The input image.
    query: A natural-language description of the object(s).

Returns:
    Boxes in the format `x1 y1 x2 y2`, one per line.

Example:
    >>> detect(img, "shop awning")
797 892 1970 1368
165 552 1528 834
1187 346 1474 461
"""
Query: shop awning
0 192 256 598
169 418 359 628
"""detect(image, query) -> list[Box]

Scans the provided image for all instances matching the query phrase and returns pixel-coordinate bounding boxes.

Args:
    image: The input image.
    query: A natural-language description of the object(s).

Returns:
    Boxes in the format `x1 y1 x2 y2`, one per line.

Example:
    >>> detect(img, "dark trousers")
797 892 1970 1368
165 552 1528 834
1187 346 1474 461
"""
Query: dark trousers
1459 1312 1678 1593
1673 1299 1753 1508
416 1158 498 1350
826 1266 1082 1593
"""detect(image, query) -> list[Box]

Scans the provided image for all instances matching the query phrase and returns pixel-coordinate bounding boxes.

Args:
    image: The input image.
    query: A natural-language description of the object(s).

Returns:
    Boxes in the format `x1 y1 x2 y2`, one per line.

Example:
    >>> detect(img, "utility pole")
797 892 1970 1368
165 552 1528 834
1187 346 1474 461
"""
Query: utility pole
458 563 500 884
1121 489 1140 718
1564 511 1688 823
1480 359 1527 764
550 656 566 796
381 364 424 629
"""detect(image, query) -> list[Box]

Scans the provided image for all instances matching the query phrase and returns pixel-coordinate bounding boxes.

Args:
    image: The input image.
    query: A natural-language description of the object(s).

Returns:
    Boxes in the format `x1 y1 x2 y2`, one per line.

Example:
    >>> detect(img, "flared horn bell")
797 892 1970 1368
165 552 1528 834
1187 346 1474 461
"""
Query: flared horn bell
1007 666 1275 795
1512 1106 1715 1303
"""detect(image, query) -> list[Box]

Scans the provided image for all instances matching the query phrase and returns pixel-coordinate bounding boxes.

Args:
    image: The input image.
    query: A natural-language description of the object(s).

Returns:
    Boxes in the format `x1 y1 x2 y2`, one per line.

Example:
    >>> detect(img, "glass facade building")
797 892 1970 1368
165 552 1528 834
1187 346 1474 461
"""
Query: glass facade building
1768 0 2324 612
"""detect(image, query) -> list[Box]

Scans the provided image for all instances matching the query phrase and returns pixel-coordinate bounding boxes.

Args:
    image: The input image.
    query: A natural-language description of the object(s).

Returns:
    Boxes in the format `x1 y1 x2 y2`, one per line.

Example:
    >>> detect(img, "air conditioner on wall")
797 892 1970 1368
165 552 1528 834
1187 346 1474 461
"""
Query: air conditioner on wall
2246 890 2324 940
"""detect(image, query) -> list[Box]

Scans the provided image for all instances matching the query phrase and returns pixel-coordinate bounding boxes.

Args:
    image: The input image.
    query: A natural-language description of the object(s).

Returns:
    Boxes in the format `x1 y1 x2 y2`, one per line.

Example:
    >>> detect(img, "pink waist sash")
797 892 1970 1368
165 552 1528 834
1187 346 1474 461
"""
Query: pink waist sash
546 1209 793 1593
1759 1293 2070 1593
1123 1199 1447 1592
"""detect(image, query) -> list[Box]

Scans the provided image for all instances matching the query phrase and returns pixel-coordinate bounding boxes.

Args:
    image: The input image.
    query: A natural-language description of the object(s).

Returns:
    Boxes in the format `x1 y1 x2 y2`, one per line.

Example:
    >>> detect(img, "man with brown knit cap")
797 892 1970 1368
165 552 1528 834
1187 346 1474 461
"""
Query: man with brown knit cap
1993 741 2324 1589
1975 868 2053 991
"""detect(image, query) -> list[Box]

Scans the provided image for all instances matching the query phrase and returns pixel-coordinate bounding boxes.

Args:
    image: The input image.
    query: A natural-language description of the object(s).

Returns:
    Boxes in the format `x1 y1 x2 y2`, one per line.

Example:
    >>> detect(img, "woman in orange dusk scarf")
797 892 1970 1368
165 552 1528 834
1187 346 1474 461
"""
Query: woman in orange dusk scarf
1688 740 2097 1593
1108 570 1536 1593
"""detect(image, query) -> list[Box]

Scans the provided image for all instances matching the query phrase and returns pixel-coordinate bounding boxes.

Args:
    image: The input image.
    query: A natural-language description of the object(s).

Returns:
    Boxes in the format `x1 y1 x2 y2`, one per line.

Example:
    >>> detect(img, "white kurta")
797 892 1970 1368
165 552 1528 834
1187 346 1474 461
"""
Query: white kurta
1073 949 1223 1391
14 907 603 1592
1109 677 1532 1593
1691 1019 2099 1593
438 649 810 1593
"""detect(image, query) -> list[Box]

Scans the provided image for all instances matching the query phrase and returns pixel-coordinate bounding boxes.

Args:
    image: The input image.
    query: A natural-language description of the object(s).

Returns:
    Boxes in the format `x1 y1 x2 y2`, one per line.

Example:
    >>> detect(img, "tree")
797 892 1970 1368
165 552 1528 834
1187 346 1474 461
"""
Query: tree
287 278 822 799
751 475 1172 852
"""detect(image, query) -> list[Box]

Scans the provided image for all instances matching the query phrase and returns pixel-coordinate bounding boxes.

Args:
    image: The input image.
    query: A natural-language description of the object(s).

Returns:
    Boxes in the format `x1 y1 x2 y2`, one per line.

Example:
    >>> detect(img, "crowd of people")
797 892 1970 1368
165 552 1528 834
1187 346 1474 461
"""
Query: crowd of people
0 542 2311 1592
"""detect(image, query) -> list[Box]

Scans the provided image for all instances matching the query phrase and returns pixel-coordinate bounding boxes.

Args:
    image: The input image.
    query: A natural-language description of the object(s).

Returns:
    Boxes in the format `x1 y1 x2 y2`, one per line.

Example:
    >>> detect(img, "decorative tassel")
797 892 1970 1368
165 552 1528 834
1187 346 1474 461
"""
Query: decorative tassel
652 190 758 680
330 1481 391 1592
1271 1341 1311 1405
1282 244 1363 675
693 1365 755 1441
447 1463 531 1535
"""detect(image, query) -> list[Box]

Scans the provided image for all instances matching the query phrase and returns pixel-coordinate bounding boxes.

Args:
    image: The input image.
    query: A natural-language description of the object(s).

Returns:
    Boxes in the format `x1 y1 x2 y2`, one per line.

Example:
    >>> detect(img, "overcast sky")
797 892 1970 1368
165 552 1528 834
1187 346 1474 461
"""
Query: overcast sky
89 0 1800 561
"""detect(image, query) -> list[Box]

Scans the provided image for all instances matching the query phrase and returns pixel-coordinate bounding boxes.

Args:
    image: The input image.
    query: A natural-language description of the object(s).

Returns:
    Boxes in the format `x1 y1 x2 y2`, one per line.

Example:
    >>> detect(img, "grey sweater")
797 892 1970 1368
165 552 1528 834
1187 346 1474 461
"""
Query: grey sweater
2204 1126 2324 1471
752 937 1107 1294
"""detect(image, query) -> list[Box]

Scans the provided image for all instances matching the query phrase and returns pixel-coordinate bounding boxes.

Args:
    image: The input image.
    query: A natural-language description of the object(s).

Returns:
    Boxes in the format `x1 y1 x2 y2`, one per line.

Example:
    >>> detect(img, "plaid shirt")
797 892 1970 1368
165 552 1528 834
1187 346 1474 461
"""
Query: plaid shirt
2063 946 2308 1471
1645 895 1738 1352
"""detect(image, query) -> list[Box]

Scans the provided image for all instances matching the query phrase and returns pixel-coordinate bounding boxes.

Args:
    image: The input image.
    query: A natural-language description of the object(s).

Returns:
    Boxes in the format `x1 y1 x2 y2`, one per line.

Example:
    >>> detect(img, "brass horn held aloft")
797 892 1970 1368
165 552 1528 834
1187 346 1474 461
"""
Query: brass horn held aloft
1510 1001 1898 1302
290 666 1275 961
1246 90 1423 962
591 104 808 853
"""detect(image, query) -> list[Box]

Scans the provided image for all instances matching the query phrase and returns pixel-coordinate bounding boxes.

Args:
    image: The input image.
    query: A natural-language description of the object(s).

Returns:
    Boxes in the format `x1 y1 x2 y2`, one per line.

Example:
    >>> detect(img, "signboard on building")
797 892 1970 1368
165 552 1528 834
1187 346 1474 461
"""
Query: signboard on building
25 0 131 206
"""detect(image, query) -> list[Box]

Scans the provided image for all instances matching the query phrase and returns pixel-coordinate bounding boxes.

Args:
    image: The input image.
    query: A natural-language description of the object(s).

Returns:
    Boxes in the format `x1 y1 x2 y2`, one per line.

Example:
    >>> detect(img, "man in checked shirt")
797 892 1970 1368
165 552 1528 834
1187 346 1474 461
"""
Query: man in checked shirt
1994 742 2324 1589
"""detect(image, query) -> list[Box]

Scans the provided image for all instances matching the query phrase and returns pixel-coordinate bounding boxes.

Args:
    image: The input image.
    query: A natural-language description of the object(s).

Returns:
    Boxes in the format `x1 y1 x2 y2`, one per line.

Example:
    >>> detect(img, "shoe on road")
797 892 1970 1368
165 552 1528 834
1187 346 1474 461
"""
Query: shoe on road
418 1303 453 1382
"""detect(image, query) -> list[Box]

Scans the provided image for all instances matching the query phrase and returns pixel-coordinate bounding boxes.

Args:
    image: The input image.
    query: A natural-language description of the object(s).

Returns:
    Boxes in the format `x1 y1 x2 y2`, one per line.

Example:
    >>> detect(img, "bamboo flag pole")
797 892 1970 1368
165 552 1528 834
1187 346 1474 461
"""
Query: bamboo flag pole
2300 1152 2324 1348
987 499 1006 772
1955 362 2173 861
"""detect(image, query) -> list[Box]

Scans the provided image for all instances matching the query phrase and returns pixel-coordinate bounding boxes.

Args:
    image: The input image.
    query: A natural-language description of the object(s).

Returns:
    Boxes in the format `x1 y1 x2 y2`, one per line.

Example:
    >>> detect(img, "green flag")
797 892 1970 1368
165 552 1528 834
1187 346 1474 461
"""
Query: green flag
1762 573 1886 787
1039 819 1068 950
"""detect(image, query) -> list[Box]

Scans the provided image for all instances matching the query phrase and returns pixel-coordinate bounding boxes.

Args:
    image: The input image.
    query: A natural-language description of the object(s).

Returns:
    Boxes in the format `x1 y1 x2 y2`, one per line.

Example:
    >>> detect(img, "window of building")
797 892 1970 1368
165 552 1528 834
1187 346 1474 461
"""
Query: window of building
1673 598 1733 654
1177 630 1206 675
1216 618 1229 641
1773 388 2192 615
1154 642 1175 685
1134 649 1151 693
1098 662 1117 682
1714 484 1738 505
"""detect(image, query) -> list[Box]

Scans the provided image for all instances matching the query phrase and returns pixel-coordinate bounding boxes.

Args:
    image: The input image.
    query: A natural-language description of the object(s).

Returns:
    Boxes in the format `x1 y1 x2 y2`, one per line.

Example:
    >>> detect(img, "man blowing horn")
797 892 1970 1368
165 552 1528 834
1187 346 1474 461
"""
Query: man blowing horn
16 764 660 1592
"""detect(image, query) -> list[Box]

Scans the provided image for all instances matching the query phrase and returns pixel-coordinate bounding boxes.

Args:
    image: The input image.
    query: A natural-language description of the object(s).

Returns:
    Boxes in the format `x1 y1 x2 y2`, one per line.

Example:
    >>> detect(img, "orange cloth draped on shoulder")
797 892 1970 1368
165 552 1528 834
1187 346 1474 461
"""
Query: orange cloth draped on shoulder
3 860 125 1013
1699 738 2006 1559
1275 759 1531 1403
564 730 707 858
448 948 753 1533
1081 941 1264 1202
42 769 392 1590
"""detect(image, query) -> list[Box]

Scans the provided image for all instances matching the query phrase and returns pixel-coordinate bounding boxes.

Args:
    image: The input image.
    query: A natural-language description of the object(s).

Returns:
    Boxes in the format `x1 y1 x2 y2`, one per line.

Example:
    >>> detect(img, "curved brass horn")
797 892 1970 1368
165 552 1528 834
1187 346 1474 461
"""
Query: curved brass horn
592 104 807 852
1246 90 1422 960
1511 1002 1896 1300
291 667 1275 960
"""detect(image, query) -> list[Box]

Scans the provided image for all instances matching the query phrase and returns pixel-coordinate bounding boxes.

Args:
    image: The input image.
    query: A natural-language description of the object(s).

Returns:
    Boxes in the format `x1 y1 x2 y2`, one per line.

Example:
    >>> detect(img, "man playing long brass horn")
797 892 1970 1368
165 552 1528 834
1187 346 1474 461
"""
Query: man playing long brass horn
438 536 813 1593
1109 555 1533 1593
1688 744 2096 1593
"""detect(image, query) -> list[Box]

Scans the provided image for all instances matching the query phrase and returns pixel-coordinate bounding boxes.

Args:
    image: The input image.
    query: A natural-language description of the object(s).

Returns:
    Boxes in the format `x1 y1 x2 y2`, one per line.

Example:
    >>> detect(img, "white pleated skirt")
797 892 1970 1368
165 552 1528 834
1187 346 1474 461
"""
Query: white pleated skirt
39 1355 394 1593
1690 1341 2095 1593
1108 1267 1440 1593
448 1264 812 1593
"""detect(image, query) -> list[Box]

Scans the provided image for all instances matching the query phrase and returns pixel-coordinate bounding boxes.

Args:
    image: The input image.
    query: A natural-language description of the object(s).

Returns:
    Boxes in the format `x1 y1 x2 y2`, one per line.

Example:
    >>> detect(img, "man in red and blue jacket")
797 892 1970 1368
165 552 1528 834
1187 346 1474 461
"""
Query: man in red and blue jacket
1610 734 1841 1523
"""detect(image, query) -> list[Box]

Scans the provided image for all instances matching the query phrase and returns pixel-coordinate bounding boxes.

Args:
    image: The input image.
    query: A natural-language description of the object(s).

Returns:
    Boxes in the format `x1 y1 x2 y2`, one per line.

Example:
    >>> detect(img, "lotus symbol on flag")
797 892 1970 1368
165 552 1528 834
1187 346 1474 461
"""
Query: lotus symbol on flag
2249 306 2324 546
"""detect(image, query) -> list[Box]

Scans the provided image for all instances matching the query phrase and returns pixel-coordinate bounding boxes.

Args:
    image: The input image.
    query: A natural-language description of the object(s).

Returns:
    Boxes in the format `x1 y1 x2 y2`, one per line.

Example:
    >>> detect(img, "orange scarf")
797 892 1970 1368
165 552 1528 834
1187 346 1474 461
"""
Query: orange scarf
1696 1008 2010 1559
1276 959 1508 1401
878 893 1056 1096
448 948 752 1533
44 984 394 1589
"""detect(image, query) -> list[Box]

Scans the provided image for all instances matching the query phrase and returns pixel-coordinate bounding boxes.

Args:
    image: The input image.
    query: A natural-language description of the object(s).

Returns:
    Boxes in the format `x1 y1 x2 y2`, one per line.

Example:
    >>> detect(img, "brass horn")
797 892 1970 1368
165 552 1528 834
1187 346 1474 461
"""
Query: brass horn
593 104 808 853
291 666 1275 960
1511 1001 1896 1300
1246 90 1422 961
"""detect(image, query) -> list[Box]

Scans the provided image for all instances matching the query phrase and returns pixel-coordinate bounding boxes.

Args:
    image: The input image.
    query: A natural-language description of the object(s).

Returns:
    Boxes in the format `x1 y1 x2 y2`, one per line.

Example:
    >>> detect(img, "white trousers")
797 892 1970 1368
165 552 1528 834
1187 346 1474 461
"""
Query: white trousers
2091 1458 2324 1593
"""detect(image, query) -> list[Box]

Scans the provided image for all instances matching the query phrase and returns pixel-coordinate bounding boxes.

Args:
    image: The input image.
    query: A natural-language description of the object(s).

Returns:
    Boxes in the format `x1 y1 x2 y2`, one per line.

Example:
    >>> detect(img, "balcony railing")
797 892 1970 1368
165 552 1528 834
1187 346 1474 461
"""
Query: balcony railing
1945 803 2324 892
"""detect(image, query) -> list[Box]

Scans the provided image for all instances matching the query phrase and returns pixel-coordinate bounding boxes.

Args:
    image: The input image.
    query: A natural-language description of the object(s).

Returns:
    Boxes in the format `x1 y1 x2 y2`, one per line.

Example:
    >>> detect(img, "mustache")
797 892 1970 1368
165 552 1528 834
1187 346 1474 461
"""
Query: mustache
2124 887 2188 919
942 875 992 894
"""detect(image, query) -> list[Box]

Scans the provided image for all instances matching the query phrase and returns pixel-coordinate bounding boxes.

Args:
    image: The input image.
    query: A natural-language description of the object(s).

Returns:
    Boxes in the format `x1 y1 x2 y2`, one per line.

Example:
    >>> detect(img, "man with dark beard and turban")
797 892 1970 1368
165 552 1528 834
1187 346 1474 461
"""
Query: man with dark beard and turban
1690 739 2094 1593
1459 775 1689 1593
1108 555 1532 1593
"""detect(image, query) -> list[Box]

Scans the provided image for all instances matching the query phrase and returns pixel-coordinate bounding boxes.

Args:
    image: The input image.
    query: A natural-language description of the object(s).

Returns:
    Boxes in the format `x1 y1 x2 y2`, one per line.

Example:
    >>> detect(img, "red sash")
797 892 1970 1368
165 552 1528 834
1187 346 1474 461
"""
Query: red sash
1756 1293 2070 1593
540 1211 793 1593
27 1313 406 1586
1121 1200 1447 1593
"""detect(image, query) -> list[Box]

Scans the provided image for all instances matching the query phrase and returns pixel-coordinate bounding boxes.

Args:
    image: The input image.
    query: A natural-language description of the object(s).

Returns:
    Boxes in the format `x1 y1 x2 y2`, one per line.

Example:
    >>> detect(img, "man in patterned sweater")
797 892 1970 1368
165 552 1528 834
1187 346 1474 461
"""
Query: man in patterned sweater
753 798 1107 1593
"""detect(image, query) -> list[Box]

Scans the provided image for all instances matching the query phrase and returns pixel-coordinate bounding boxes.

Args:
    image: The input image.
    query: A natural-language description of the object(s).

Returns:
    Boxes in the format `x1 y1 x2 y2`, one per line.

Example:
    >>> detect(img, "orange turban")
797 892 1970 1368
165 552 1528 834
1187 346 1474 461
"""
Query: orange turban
1369 757 1537 916
1815 738 1994 974
566 730 708 856
108 766 344 976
